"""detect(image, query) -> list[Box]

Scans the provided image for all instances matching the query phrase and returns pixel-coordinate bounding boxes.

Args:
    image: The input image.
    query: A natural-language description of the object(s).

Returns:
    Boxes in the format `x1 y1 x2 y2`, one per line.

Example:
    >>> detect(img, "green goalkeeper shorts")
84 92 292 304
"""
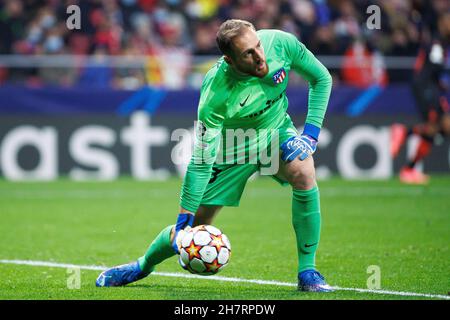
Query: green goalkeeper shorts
200 119 298 207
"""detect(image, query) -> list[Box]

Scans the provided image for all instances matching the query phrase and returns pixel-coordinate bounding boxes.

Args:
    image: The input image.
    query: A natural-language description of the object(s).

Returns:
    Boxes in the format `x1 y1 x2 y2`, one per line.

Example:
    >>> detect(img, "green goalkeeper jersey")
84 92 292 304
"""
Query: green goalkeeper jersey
180 29 332 213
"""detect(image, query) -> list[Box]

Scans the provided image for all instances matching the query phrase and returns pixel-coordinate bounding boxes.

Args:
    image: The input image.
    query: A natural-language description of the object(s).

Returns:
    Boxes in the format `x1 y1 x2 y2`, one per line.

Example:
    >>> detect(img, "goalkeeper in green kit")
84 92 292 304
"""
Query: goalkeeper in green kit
96 19 333 292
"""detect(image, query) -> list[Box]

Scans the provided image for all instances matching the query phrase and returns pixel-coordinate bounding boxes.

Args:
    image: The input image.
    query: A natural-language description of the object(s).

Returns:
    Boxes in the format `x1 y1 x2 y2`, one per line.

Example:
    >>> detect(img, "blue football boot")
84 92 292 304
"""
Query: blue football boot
96 261 148 287
298 269 334 292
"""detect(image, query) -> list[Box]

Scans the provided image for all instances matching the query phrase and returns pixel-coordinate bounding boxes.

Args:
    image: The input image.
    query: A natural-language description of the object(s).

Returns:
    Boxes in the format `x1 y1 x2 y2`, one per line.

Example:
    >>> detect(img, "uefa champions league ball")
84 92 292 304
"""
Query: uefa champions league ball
178 225 231 275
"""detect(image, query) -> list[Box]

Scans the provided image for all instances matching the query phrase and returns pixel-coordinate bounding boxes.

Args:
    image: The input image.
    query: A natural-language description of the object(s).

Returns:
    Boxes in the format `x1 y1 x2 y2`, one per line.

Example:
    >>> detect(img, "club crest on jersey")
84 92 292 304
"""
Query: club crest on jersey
272 68 286 84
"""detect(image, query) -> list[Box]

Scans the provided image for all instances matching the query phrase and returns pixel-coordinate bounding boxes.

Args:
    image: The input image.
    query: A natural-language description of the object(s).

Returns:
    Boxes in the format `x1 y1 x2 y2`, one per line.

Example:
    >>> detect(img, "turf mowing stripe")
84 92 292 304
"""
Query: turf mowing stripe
2 186 450 199
1 259 449 300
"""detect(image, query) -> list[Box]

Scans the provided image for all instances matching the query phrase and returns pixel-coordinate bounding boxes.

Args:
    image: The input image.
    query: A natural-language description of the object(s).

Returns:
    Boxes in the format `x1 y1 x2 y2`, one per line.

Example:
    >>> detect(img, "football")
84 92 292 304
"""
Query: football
178 224 231 275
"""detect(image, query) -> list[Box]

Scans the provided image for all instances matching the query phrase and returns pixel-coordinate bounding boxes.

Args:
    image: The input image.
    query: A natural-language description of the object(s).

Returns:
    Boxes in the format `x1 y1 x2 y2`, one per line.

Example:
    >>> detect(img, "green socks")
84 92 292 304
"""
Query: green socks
138 225 175 274
292 186 321 273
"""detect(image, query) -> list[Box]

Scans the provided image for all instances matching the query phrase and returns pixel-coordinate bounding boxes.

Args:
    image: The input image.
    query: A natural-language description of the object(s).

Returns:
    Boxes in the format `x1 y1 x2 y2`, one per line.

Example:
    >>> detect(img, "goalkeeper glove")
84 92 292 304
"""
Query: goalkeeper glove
171 213 194 254
281 134 317 162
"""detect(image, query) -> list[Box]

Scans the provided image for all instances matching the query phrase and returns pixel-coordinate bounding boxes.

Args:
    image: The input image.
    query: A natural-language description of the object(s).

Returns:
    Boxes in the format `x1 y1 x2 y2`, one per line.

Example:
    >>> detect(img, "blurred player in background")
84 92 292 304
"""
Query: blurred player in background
96 19 333 292
391 12 450 184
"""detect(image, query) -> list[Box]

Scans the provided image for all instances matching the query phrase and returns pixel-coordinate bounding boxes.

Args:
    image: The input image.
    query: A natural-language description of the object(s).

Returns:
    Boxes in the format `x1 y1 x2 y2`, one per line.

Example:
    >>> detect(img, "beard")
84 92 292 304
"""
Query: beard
237 61 269 78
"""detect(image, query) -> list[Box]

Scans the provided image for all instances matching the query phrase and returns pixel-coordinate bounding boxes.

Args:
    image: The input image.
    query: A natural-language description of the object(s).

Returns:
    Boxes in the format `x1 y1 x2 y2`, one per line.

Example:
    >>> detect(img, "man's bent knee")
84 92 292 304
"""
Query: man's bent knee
290 170 316 190
283 157 316 190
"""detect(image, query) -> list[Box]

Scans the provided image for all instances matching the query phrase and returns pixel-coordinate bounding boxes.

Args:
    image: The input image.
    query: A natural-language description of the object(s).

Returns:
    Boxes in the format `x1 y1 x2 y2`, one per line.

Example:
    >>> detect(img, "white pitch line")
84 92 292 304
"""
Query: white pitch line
1 259 449 300
0 259 106 271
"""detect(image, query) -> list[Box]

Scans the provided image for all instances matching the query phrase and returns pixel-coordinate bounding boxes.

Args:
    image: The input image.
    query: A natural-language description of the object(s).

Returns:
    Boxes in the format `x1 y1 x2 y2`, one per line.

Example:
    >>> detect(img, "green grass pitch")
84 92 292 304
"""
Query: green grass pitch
0 176 449 300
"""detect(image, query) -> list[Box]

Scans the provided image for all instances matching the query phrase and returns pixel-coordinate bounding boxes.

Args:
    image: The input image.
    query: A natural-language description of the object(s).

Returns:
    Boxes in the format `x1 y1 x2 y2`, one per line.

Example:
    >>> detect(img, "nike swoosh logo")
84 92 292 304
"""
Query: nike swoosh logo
304 242 318 248
240 95 250 107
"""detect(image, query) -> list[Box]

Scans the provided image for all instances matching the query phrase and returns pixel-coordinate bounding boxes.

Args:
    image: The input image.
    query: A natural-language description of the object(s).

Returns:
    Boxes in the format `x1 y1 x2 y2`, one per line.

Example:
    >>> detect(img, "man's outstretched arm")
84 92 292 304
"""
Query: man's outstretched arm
172 73 226 251
172 125 222 252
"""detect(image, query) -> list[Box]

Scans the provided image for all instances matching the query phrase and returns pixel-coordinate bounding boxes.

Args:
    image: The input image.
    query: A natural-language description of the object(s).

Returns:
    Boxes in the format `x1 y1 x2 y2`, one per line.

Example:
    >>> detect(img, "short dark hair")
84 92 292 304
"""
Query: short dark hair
216 19 256 57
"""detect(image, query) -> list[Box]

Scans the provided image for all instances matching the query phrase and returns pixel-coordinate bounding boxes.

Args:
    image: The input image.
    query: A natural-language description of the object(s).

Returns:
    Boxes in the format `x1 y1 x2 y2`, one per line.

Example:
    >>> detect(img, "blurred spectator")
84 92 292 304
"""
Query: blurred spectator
0 0 25 54
310 24 340 55
291 0 318 44
152 11 192 89
77 45 114 87
341 38 388 88
192 20 221 55
332 0 362 54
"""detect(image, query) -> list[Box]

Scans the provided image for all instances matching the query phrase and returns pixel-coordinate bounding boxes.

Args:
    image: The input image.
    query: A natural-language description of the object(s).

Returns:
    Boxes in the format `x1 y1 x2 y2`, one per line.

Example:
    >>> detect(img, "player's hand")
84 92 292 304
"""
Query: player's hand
173 227 191 254
281 134 317 162
172 213 194 254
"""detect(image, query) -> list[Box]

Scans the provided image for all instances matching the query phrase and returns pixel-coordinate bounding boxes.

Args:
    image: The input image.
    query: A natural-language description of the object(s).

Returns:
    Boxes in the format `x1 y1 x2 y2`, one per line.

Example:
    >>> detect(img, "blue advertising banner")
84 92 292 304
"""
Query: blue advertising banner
0 84 432 116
